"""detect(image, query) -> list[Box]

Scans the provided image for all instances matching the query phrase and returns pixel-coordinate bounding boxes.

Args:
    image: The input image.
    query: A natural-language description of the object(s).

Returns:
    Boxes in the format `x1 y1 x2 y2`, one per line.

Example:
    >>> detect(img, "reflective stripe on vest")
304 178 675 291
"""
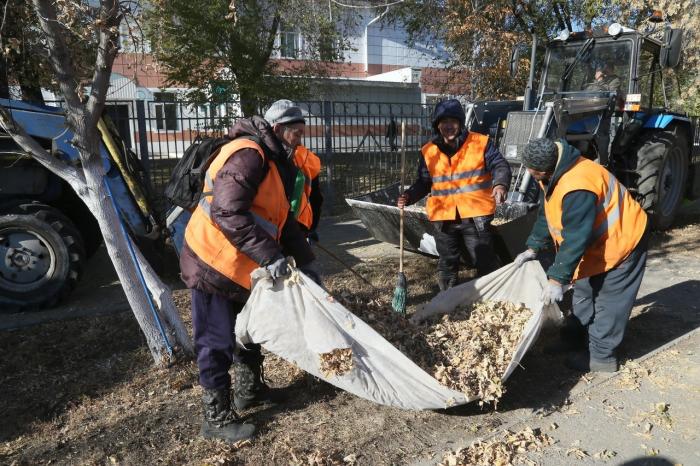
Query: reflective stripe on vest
430 179 494 197
423 132 496 221
198 170 281 239
184 138 289 290
542 156 647 280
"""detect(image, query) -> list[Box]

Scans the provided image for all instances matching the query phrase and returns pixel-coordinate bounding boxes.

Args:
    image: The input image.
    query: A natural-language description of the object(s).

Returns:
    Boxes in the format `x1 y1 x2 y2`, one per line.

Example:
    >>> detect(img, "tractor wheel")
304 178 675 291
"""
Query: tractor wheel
632 128 689 230
0 203 86 312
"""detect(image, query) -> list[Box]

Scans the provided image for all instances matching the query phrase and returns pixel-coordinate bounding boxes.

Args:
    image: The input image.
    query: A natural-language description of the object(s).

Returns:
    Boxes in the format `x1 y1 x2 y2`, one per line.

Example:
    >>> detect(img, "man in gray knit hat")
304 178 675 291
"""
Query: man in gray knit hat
265 100 324 247
514 138 649 373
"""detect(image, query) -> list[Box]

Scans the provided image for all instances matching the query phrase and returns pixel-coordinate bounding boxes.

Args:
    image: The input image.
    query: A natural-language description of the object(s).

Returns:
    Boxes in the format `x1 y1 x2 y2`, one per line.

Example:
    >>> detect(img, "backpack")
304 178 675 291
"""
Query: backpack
164 135 232 210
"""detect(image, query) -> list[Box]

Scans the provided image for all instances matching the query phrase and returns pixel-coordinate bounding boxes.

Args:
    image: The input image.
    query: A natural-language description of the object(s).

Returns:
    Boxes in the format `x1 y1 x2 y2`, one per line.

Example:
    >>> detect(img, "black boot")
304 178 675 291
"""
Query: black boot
438 274 457 291
565 351 618 373
201 388 255 443
544 314 588 353
233 344 283 410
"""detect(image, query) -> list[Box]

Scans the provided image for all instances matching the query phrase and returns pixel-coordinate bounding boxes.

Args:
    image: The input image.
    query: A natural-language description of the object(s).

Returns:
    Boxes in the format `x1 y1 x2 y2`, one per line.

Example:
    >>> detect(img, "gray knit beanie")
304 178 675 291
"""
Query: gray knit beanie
522 138 558 172
264 99 305 126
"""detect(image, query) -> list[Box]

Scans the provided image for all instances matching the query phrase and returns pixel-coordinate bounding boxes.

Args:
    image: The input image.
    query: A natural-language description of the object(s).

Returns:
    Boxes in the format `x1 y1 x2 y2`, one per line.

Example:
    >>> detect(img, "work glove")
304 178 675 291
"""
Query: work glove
307 230 319 245
300 263 323 287
514 249 537 267
541 281 565 306
266 255 290 281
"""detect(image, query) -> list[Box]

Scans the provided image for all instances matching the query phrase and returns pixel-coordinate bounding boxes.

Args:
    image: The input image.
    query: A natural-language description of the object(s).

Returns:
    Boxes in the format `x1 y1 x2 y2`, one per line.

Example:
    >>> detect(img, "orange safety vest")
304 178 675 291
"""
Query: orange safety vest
423 132 496 221
184 139 289 290
541 156 647 281
292 145 322 230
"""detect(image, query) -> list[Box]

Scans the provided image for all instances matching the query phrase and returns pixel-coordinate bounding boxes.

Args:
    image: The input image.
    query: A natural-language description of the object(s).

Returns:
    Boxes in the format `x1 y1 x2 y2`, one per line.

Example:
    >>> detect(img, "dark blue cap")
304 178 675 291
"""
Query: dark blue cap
432 99 465 132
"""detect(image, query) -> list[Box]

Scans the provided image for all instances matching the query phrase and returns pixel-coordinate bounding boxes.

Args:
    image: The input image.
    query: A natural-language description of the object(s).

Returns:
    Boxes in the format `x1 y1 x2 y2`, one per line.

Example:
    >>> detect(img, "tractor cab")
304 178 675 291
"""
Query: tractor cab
541 33 632 96
499 13 698 229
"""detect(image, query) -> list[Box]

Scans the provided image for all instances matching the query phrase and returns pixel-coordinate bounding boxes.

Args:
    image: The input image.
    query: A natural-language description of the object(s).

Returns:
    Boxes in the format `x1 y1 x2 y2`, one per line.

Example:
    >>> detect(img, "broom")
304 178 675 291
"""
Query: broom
391 121 407 315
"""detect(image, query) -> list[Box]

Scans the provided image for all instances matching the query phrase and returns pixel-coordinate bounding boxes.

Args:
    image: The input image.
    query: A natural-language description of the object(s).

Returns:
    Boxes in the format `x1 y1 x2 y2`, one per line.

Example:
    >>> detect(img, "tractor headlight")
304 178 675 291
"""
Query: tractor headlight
608 23 623 37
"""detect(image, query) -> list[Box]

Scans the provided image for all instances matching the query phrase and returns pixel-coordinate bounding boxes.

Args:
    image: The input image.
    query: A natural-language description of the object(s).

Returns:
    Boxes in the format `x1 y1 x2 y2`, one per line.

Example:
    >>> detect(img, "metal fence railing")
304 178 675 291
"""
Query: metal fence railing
45 99 700 215
83 99 436 214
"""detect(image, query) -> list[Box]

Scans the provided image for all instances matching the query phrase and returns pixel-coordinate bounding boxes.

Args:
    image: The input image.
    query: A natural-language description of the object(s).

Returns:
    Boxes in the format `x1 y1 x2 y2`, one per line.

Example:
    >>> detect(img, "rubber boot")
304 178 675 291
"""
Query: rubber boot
565 351 618 373
438 274 457 291
233 344 283 410
200 388 255 443
544 315 588 354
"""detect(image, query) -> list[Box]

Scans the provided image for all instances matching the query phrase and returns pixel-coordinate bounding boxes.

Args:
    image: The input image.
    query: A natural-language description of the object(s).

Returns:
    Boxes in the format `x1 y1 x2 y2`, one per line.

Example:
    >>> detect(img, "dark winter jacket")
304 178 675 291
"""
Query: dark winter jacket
180 116 315 301
403 130 512 219
525 141 599 284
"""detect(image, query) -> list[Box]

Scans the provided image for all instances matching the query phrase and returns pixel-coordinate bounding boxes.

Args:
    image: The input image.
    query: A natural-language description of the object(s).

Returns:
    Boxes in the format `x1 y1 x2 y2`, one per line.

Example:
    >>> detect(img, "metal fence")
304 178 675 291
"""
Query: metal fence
47 99 700 215
92 99 435 214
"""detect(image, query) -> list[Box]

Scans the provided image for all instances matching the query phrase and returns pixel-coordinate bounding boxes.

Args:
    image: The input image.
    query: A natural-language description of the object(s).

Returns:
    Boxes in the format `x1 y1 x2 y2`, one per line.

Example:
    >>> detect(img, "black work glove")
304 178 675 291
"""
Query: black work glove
300 262 323 287
266 255 290 281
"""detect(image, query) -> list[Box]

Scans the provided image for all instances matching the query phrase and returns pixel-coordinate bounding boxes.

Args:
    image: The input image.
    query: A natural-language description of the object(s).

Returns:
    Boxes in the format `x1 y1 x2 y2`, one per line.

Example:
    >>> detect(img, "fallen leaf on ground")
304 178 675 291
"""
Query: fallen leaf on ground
566 447 589 459
440 426 553 466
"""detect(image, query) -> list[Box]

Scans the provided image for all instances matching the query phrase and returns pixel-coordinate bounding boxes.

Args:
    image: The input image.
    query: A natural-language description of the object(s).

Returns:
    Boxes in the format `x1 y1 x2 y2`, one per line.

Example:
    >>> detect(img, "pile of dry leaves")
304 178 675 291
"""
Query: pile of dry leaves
426 301 532 405
319 348 354 377
329 292 532 404
440 426 554 466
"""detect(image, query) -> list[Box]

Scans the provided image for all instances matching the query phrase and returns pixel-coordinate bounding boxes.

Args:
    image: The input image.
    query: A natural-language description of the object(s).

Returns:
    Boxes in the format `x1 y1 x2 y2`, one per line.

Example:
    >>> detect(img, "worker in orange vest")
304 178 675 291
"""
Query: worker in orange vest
180 107 317 442
514 138 649 373
398 99 512 290
264 100 324 248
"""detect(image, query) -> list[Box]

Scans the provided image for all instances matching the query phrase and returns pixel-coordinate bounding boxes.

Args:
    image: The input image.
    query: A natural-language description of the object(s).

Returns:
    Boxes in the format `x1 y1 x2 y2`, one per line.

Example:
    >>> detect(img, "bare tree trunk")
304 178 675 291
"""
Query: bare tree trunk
78 120 173 364
132 246 192 354
3 0 194 364
0 105 192 363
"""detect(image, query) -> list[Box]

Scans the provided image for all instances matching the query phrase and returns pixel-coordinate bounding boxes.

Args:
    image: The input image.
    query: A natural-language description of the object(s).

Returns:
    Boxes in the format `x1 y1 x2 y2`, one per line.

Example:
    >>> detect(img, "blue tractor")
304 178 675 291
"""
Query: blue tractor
345 16 699 264
500 18 700 229
0 98 162 311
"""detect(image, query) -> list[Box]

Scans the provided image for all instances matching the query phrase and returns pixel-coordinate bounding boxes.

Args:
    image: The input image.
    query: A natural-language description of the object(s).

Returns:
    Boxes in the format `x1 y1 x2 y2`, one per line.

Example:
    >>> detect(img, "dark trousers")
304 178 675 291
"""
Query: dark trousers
571 232 648 361
434 216 500 283
192 289 245 390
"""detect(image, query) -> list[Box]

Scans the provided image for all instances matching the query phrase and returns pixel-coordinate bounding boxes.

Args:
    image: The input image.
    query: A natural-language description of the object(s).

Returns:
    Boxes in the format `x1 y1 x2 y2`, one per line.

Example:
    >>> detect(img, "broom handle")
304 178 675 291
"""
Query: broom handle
399 121 406 274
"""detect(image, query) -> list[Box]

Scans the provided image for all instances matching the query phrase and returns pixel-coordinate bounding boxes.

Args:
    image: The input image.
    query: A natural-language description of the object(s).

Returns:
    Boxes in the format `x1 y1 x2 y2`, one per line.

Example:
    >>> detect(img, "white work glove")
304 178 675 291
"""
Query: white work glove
514 249 537 267
541 281 565 306
266 256 290 281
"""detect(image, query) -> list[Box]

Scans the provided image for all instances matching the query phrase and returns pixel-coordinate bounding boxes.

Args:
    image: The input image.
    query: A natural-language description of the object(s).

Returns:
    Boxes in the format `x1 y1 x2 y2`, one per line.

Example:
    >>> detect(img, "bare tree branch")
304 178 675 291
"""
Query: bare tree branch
86 0 122 125
30 0 83 110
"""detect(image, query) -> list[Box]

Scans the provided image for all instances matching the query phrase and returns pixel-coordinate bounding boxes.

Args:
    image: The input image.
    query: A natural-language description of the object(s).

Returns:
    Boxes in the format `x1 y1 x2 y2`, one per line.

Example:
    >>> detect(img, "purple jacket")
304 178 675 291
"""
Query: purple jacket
180 116 315 302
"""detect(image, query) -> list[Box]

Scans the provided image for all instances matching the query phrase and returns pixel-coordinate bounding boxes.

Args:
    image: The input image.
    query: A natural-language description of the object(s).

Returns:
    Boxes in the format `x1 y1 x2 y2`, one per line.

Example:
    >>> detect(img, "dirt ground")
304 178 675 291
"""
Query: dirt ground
1 207 699 465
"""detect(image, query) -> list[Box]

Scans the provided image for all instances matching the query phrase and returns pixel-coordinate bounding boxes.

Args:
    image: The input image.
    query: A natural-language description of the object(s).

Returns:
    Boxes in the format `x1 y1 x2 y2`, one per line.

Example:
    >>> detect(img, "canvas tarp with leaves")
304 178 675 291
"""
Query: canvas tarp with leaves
235 261 561 410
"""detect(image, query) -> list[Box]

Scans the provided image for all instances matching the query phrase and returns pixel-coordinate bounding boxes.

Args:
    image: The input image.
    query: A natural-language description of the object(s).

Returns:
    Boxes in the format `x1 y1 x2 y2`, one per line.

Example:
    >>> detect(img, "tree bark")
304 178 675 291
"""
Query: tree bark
7 0 194 364
0 56 9 99
0 104 193 363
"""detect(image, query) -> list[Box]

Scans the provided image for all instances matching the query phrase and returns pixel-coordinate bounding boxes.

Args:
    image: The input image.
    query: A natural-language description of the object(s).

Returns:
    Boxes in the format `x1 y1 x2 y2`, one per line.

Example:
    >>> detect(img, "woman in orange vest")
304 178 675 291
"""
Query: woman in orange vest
264 100 324 245
514 138 649 373
179 109 316 443
398 99 512 290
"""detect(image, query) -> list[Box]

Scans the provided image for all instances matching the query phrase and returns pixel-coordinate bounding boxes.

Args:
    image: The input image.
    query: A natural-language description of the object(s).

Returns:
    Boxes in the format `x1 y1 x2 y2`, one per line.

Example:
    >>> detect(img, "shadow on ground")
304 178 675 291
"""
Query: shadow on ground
0 313 148 442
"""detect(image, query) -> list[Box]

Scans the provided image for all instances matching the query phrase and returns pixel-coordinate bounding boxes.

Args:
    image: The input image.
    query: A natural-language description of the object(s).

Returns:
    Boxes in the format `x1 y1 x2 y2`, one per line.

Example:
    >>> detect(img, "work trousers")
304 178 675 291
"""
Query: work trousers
571 231 648 361
191 289 245 390
434 215 500 285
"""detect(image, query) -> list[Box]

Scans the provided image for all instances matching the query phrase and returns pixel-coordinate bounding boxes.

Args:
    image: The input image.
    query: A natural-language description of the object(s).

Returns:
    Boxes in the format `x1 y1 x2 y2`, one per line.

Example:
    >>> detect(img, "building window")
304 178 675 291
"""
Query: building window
154 92 178 131
279 27 300 59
